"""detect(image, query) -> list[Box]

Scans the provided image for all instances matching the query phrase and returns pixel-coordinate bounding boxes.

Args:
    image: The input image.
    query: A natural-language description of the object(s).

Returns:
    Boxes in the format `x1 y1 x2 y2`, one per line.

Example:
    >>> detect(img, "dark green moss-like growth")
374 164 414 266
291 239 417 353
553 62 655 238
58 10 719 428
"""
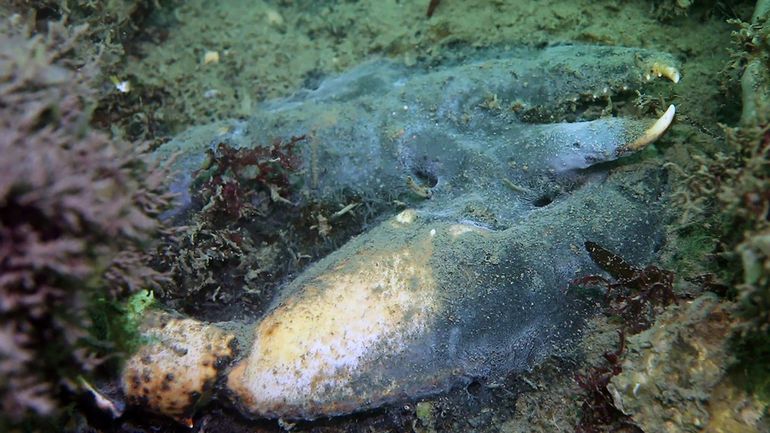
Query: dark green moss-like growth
720 123 770 401
674 103 770 400
1 0 181 143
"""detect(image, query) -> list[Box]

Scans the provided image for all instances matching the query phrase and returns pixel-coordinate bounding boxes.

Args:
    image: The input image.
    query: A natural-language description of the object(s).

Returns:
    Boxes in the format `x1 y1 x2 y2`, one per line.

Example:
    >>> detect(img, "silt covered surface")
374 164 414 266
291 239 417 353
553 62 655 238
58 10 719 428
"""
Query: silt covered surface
147 44 672 423
85 0 767 432
2 0 769 432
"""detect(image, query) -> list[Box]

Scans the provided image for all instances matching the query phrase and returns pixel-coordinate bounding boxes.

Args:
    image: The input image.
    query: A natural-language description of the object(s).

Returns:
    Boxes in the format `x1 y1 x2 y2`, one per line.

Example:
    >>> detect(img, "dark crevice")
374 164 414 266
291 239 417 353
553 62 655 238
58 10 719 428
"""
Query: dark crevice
533 194 554 208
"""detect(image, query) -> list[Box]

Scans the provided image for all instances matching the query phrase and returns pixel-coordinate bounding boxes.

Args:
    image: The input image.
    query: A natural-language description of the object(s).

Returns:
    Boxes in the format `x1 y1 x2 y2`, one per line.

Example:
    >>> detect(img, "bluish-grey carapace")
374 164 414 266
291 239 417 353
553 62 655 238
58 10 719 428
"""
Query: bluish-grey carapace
140 44 678 422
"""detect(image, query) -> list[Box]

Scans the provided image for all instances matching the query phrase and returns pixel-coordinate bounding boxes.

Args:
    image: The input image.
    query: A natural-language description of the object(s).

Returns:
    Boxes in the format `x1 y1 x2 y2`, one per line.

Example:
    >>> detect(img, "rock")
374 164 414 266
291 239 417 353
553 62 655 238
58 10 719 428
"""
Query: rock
608 293 768 433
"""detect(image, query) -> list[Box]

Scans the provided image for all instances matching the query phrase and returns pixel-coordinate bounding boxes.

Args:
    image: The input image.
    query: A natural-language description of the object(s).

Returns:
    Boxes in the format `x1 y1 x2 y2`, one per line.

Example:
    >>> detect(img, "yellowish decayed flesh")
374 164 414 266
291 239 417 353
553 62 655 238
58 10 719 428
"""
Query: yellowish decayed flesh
121 312 235 427
227 230 438 415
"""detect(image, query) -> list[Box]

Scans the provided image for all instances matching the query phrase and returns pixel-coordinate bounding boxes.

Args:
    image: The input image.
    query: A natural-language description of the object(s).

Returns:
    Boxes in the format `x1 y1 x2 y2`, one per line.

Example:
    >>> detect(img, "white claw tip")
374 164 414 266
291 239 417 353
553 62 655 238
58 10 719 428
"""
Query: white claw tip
669 70 681 84
622 104 676 153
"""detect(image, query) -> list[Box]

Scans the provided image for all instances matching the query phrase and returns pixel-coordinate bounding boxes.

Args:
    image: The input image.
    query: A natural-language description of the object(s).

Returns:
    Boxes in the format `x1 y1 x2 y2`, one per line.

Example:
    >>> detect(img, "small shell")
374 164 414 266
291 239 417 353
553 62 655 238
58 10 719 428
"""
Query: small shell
203 50 220 65
265 9 285 27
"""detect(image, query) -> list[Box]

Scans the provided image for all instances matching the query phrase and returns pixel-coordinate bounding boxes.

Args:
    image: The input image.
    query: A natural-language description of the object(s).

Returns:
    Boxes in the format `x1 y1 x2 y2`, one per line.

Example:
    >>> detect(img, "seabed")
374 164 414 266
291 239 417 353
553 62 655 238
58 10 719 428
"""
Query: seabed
0 1 769 433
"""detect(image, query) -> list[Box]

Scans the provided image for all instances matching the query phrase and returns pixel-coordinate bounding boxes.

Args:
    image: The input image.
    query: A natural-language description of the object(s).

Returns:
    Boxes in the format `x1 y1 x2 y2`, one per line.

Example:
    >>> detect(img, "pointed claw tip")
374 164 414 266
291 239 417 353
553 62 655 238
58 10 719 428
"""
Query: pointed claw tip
662 103 676 123
620 104 676 154
664 67 681 84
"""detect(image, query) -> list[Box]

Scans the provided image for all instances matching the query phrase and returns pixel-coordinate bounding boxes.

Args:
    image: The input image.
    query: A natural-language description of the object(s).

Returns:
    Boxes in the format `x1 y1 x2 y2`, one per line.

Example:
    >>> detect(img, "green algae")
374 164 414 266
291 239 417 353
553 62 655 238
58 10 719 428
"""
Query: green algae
89 290 157 362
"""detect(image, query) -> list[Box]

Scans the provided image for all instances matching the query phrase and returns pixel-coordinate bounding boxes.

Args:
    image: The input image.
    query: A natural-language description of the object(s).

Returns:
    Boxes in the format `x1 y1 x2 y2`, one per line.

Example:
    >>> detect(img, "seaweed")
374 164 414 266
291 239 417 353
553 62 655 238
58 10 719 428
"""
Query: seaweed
571 242 677 334
575 331 640 433
4 1 182 143
198 136 304 221
155 135 327 319
720 122 770 400
570 243 678 431
668 74 769 397
0 18 171 429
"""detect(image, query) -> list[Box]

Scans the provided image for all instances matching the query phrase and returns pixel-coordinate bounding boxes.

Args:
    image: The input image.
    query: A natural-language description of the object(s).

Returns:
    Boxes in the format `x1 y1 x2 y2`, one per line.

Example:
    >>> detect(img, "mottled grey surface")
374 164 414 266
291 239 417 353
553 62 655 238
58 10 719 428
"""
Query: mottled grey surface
154 44 675 418
157 45 675 223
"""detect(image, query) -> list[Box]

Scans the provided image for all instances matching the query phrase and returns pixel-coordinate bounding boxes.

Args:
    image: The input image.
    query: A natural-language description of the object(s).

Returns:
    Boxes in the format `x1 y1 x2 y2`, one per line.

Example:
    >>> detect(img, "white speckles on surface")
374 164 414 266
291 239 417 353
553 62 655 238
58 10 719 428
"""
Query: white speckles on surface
227 236 437 417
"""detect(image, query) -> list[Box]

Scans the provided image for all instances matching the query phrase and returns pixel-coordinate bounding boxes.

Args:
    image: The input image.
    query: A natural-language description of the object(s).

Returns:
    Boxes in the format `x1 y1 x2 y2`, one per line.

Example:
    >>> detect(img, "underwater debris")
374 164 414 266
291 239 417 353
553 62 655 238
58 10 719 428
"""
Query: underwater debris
426 0 442 18
571 242 678 334
126 44 681 424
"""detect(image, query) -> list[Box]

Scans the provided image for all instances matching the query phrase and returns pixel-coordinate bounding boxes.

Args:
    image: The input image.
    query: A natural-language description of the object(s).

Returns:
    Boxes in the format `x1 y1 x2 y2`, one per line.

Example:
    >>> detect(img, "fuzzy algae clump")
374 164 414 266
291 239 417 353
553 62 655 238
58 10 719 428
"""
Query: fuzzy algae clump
0 17 171 430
